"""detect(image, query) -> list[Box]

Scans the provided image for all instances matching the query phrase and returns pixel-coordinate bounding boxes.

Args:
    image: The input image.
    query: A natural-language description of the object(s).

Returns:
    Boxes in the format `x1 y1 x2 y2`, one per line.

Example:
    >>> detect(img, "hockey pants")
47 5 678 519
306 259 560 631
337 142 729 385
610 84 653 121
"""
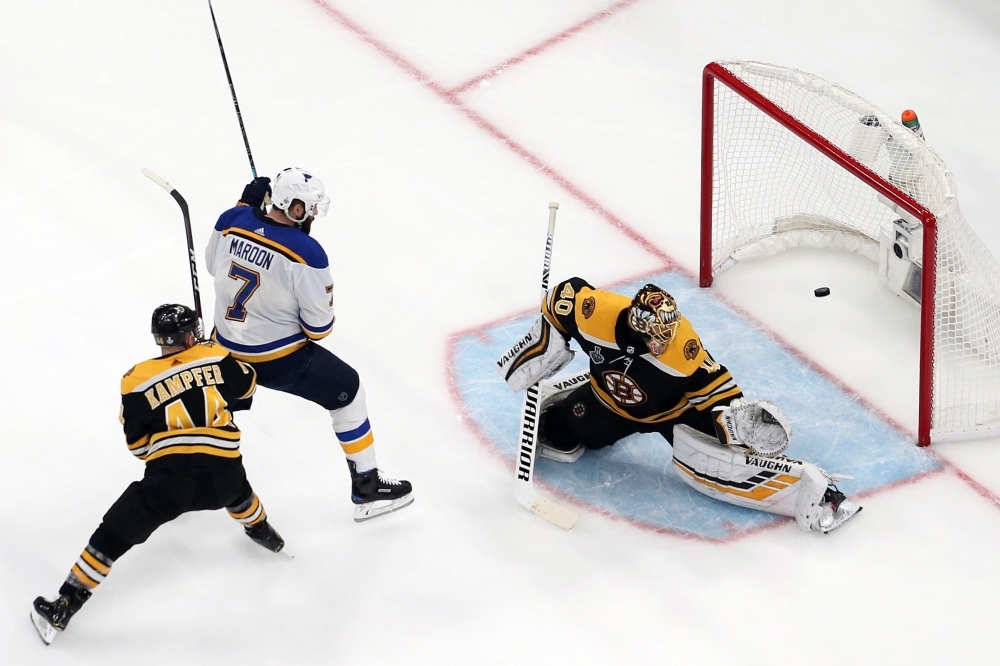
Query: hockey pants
88 456 255 562
251 342 361 411
541 384 730 451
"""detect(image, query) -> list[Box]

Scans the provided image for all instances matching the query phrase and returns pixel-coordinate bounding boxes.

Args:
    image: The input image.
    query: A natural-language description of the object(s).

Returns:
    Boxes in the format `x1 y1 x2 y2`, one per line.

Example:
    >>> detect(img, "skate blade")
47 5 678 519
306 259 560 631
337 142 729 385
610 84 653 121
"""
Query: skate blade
819 501 862 534
538 444 585 463
30 609 58 645
353 494 414 523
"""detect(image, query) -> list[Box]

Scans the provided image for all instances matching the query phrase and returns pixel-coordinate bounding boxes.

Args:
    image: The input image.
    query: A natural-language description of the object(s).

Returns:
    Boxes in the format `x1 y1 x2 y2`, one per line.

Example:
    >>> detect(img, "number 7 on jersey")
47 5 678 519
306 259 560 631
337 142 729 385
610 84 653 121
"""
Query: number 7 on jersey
225 262 260 322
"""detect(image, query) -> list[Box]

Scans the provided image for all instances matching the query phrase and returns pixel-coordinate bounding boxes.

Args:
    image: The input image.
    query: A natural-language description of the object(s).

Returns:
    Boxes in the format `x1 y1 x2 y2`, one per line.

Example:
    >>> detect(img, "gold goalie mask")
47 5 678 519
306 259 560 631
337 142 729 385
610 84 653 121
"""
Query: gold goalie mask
627 284 680 356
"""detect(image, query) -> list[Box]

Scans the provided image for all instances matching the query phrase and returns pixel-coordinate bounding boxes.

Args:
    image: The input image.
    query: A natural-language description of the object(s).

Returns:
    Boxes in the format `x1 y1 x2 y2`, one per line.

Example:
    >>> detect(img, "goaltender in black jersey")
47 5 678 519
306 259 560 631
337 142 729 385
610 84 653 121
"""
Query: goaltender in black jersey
30 304 285 646
497 277 862 534
542 277 741 434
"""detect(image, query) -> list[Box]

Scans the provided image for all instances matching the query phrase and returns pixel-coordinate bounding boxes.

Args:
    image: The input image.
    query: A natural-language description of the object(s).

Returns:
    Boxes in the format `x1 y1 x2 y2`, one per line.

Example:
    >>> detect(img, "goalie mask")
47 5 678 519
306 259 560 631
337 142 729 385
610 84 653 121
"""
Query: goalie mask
627 284 680 356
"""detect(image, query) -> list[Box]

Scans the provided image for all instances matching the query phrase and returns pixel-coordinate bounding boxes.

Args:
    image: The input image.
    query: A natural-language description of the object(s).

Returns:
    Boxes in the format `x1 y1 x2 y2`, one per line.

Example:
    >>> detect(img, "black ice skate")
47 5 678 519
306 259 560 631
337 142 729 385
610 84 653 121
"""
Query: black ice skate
244 519 285 553
30 586 91 645
348 461 414 522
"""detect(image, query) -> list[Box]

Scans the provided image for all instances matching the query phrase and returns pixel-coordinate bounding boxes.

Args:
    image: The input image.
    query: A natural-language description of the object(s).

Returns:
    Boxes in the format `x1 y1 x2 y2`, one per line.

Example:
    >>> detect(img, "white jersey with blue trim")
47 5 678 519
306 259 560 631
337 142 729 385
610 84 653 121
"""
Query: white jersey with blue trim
206 206 334 363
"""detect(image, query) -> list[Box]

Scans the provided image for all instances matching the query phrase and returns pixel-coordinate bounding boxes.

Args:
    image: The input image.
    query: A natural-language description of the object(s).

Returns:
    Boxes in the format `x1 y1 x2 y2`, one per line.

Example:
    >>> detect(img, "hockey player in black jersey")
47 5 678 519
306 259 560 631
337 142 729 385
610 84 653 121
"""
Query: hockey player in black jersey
541 279 742 453
30 304 284 645
497 278 861 533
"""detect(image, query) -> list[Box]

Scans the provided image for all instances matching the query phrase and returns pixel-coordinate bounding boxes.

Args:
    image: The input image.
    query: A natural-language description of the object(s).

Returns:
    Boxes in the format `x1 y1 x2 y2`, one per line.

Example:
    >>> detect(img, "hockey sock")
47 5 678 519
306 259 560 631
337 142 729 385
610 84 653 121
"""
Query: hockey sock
330 384 377 473
227 493 267 528
65 544 114 593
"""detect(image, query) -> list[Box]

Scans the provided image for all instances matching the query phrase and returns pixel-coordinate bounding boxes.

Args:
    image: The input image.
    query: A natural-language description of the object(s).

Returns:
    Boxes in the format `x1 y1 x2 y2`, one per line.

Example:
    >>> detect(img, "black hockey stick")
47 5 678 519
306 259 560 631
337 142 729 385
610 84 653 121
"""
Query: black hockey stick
141 169 204 337
512 202 578 529
208 0 257 178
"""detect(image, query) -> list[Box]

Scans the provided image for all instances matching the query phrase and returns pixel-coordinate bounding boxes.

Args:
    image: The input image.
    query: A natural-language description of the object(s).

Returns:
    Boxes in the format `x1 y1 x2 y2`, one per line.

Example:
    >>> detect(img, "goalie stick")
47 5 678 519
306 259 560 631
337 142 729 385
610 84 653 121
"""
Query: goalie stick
513 202 579 530
141 169 205 338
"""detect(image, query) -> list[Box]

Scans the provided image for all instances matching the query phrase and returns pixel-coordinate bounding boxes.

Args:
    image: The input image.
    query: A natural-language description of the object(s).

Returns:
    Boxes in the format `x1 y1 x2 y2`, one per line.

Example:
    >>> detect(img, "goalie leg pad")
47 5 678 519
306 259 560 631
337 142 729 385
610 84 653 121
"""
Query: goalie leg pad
671 425 861 533
495 315 574 392
536 371 591 463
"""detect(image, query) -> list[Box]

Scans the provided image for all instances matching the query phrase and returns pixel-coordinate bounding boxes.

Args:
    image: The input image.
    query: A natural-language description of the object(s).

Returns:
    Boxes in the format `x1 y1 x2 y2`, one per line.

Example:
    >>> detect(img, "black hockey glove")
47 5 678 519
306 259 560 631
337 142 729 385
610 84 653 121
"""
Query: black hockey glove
239 177 272 209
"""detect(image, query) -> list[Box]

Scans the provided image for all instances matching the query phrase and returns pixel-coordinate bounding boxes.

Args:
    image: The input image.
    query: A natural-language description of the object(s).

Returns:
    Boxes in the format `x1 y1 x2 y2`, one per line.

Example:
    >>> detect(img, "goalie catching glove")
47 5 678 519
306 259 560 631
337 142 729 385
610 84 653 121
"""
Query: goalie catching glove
713 398 791 458
496 315 574 392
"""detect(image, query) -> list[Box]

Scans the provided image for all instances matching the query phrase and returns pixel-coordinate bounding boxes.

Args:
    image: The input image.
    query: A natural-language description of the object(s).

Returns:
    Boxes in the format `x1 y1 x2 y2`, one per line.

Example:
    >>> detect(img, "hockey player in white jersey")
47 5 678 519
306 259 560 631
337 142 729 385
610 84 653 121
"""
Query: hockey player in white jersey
206 167 412 522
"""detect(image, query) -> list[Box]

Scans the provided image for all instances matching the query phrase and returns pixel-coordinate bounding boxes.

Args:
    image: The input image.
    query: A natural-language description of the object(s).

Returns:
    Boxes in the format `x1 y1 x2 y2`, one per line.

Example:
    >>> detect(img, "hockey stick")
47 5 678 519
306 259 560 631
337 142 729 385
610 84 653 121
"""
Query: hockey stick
208 0 257 178
512 202 579 530
141 169 205 337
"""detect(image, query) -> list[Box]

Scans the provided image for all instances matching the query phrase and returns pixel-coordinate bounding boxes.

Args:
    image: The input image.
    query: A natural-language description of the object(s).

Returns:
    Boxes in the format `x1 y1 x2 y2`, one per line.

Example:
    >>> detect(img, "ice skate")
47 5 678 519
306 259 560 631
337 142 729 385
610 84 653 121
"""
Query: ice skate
538 438 585 463
244 519 285 553
30 586 91 645
814 486 862 534
349 461 413 522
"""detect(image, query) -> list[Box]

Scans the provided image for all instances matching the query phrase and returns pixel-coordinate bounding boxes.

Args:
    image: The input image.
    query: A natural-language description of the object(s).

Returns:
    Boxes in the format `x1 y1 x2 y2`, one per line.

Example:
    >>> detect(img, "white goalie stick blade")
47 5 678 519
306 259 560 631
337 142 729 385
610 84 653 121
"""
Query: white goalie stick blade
513 385 579 530
30 609 58 645
353 494 415 523
527 493 579 530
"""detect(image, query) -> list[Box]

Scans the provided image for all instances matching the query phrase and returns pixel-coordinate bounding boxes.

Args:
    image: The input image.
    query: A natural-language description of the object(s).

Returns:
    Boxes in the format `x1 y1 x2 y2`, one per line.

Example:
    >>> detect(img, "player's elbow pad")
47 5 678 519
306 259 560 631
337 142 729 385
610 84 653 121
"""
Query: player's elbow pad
495 315 574 392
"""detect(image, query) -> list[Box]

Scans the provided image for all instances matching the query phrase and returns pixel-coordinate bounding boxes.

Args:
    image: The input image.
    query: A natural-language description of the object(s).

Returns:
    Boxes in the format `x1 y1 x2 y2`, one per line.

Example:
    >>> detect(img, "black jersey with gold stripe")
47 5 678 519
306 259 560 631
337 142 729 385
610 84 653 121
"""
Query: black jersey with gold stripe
542 277 742 424
119 341 256 463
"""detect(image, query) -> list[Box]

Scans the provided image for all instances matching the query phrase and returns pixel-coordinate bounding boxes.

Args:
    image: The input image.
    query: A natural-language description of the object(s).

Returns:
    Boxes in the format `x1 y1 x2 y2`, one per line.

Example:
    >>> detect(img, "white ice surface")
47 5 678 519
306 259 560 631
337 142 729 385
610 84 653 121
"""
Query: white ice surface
3 0 1000 663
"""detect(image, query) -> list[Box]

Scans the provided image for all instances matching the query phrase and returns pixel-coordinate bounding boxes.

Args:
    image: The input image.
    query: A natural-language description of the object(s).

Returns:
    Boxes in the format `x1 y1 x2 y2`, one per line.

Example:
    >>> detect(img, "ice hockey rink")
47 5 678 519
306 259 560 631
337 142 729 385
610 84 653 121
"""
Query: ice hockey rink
5 0 1000 663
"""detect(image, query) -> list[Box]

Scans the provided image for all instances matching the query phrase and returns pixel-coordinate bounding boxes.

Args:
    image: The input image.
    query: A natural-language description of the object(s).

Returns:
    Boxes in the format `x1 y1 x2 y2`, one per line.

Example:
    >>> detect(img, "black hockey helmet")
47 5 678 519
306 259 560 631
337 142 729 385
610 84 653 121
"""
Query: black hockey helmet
151 304 202 347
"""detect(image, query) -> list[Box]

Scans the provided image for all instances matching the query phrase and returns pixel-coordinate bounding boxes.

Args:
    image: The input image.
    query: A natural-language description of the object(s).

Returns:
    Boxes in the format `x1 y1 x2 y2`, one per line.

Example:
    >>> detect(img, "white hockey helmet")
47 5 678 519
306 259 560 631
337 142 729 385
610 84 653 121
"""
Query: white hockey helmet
270 167 330 223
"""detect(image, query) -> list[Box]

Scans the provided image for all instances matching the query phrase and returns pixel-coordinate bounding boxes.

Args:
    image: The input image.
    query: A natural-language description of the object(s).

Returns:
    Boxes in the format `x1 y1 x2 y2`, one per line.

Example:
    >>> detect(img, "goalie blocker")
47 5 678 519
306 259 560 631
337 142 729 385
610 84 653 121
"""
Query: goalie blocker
496 315 574 393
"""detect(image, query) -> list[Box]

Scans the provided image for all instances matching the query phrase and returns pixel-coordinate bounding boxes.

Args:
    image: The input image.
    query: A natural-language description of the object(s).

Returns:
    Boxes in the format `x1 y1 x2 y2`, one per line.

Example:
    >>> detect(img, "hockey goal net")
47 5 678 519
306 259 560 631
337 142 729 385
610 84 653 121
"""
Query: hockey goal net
700 60 1000 446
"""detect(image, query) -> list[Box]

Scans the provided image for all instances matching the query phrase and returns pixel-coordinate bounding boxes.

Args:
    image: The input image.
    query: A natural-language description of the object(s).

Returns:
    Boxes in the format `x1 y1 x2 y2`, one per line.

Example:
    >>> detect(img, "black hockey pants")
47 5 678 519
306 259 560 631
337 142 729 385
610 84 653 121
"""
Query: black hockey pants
88 455 255 562
541 385 724 451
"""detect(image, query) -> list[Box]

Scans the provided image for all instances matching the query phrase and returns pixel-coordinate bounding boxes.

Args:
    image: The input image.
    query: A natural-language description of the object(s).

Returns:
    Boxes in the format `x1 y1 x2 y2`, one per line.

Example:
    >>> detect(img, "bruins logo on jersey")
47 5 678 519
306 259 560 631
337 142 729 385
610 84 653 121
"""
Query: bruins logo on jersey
602 371 647 406
582 297 596 319
684 339 700 360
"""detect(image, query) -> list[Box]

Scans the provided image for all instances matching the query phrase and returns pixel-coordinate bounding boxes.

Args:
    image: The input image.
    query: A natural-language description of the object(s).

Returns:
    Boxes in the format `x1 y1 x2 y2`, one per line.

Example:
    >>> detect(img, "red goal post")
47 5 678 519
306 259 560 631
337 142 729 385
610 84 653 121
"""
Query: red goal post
699 60 1000 446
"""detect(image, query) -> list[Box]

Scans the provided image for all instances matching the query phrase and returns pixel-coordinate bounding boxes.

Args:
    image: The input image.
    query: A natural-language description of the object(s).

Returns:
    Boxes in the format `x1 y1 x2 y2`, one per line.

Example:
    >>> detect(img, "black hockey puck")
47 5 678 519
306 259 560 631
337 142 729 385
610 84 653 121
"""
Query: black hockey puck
814 287 830 297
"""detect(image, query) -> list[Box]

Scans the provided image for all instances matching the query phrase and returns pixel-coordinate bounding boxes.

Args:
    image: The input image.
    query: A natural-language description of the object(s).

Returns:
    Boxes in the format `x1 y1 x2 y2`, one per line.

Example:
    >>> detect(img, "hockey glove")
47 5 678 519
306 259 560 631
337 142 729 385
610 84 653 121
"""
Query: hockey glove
240 177 272 209
496 315 574 392
712 398 791 458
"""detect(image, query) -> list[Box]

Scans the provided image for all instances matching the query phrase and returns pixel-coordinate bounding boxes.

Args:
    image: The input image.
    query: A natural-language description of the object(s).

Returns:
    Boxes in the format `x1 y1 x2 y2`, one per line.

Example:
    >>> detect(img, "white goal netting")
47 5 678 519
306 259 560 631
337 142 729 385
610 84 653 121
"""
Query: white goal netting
706 60 1000 442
